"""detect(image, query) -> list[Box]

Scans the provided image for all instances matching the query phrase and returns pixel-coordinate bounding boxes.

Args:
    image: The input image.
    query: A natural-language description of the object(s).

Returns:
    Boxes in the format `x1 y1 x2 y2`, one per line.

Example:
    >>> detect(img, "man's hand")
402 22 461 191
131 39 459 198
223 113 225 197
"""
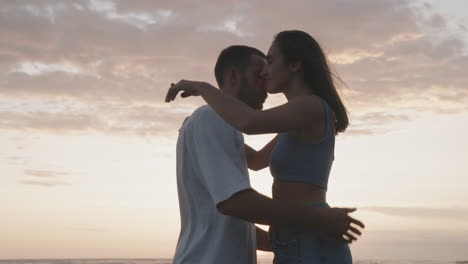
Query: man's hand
319 207 365 243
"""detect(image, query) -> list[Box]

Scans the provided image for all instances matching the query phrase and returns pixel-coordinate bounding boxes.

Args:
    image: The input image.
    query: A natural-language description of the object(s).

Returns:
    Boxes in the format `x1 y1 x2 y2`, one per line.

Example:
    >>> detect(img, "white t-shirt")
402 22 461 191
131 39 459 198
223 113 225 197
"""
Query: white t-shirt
172 105 256 264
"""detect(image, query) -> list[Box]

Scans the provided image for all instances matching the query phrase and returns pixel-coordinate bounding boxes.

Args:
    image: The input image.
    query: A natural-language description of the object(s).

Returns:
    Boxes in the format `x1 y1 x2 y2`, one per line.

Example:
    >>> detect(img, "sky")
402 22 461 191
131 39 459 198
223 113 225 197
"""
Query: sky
1 0 468 261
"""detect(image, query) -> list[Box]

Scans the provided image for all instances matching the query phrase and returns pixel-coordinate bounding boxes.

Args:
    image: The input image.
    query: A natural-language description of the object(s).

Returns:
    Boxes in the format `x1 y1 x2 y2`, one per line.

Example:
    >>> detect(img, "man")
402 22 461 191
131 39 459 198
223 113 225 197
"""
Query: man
169 46 363 264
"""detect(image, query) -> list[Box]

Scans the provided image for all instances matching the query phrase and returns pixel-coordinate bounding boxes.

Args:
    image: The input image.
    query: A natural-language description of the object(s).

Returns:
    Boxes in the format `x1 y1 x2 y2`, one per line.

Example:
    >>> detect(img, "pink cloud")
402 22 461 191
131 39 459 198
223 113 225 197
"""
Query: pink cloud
0 0 467 135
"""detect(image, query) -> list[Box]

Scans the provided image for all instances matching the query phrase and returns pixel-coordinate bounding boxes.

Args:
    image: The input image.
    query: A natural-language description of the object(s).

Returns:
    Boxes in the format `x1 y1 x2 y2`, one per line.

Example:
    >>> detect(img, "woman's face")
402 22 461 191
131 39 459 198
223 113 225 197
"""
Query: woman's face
262 41 293 94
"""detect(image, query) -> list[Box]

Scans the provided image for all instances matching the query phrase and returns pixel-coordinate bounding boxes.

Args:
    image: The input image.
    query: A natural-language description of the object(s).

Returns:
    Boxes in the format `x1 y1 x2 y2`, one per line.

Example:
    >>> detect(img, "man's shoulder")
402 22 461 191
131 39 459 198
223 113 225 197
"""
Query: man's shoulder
191 105 224 125
183 105 239 137
193 105 216 116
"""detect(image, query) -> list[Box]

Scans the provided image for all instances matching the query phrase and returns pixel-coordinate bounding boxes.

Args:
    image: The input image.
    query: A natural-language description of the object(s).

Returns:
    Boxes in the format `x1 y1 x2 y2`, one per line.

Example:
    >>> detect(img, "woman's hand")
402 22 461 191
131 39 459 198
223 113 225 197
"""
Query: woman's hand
165 80 213 102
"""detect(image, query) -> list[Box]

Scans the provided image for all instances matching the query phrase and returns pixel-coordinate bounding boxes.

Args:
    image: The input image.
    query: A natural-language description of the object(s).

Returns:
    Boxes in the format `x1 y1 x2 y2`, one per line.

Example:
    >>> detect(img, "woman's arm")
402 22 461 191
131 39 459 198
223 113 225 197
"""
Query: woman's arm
245 134 280 171
165 81 325 135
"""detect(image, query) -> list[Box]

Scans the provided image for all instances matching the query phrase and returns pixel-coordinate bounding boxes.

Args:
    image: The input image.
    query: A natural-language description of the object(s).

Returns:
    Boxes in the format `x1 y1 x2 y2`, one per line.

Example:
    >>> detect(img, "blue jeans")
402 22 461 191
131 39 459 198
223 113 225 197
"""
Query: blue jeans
269 203 352 264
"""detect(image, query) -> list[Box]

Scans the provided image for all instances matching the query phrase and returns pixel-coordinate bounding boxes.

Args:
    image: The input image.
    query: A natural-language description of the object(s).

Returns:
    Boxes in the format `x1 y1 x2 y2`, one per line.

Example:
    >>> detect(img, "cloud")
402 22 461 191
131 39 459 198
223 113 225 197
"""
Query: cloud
70 226 113 233
19 179 70 187
354 205 468 260
361 205 468 220
0 0 467 135
345 112 412 135
19 169 72 187
6 156 28 164
25 169 70 178
0 98 192 136
0 110 101 132
88 0 173 31
355 228 468 260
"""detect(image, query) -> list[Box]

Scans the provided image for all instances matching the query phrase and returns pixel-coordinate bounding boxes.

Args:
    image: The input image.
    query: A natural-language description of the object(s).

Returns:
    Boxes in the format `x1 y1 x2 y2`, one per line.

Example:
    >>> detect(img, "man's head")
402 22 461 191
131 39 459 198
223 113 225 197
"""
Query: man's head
214 45 267 110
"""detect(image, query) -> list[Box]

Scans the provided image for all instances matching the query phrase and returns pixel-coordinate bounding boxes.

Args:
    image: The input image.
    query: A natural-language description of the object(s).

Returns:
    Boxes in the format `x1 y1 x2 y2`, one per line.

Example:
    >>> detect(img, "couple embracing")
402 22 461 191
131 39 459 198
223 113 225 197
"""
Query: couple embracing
165 30 365 264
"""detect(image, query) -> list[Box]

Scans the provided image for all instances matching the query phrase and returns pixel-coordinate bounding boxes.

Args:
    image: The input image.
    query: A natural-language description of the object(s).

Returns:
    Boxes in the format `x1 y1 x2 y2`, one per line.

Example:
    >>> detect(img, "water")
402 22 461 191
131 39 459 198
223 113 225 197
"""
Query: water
0 259 465 264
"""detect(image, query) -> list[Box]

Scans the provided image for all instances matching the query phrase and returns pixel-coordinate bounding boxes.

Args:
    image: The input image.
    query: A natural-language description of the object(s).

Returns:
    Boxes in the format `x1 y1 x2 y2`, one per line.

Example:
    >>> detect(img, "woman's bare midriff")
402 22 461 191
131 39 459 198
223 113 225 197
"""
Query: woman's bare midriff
272 181 326 204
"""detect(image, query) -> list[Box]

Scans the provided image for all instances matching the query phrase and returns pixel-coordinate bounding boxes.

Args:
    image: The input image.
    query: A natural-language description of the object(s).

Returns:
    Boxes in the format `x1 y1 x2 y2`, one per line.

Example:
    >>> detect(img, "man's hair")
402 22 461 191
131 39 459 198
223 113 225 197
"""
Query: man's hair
214 45 265 88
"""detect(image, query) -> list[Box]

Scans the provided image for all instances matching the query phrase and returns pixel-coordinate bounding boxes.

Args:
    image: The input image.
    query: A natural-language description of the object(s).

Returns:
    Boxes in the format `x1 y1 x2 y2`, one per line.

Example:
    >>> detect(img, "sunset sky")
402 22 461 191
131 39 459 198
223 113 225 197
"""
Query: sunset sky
1 0 468 261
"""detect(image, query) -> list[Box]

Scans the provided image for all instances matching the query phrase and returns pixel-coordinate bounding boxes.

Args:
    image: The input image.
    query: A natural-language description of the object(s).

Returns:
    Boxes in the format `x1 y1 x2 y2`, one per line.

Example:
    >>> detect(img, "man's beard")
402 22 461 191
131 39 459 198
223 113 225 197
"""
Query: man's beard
238 77 262 110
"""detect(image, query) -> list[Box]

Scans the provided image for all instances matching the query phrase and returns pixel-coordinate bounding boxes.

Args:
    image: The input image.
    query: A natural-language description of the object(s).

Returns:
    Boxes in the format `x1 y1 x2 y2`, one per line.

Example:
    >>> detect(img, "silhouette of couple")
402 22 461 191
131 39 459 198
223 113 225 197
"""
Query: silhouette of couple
166 30 365 264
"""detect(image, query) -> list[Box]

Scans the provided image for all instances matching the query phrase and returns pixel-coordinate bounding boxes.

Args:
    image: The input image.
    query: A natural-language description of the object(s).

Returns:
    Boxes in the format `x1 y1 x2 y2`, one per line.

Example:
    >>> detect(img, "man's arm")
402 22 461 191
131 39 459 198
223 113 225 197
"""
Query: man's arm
256 226 272 252
218 189 364 243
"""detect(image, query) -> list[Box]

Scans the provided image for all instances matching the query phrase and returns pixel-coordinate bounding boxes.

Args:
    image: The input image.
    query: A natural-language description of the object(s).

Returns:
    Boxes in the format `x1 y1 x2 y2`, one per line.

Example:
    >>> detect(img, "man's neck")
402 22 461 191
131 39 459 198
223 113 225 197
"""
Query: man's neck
220 85 240 99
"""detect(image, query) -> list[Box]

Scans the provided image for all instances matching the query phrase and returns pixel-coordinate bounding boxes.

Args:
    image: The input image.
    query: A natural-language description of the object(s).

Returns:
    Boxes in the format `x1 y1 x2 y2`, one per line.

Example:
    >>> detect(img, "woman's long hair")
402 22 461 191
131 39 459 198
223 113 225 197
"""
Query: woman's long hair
274 30 349 134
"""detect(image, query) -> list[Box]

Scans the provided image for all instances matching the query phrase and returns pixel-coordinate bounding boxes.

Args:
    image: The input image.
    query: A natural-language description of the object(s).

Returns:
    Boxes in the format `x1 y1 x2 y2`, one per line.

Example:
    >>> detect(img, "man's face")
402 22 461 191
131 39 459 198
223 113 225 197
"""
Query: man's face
237 54 268 110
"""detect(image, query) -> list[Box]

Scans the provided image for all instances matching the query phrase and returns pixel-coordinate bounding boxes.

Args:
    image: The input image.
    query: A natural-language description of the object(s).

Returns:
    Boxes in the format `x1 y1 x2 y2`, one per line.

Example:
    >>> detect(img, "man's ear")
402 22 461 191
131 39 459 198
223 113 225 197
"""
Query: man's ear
225 67 239 86
289 61 302 73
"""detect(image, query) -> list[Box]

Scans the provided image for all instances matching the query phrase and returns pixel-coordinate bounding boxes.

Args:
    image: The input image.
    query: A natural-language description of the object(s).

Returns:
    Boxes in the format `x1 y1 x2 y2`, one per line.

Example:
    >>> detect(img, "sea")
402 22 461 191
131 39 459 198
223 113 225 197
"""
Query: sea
0 259 467 264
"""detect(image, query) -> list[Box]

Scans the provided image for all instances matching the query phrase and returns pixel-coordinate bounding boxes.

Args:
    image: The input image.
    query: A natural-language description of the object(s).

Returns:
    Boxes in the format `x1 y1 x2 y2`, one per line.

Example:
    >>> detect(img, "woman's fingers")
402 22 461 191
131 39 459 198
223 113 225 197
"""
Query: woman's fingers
165 84 187 102
165 80 200 102
165 85 180 102
165 80 184 102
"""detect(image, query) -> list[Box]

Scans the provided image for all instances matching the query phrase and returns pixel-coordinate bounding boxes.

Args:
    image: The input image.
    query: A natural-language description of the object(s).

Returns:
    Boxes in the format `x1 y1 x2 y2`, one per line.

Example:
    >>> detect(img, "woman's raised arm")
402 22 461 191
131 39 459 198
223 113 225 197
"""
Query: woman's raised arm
165 80 325 135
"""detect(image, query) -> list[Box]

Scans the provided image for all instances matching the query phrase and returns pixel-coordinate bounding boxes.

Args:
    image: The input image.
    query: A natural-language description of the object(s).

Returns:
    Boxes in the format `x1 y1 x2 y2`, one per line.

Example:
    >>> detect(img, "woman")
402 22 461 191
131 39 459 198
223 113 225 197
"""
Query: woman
167 30 361 263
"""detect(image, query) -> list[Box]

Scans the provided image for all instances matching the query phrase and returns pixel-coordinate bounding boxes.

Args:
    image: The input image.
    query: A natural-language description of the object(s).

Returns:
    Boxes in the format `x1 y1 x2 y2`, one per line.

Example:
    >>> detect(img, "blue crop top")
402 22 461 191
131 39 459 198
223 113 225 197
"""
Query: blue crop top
269 98 335 189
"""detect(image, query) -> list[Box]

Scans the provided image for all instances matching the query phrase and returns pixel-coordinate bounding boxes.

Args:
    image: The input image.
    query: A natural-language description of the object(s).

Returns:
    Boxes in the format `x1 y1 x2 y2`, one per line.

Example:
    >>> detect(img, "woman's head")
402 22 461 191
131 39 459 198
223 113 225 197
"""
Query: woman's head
265 30 349 134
